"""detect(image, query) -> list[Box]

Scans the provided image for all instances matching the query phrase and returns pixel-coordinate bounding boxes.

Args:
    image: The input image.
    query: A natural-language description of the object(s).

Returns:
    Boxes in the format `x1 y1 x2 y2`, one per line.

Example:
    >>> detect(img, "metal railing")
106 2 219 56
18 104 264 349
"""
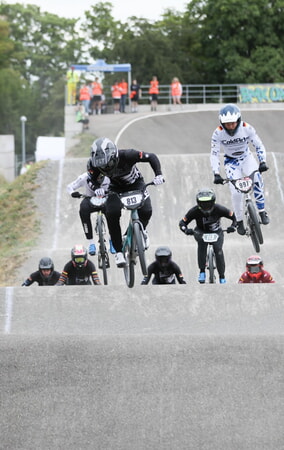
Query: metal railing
66 84 239 107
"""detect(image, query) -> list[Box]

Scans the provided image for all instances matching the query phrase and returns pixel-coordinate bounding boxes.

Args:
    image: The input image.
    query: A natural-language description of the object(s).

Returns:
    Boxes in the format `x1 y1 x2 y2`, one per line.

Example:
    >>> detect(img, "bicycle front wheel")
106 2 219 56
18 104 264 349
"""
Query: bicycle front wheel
247 201 263 252
97 214 108 285
207 246 216 284
133 222 147 276
123 236 135 288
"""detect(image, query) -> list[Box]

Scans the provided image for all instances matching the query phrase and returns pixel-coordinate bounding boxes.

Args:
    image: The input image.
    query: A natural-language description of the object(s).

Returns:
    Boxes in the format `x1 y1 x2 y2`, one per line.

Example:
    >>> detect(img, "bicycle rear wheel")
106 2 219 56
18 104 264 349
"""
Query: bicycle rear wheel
133 222 147 276
97 214 108 285
247 201 263 252
207 246 216 283
123 235 135 288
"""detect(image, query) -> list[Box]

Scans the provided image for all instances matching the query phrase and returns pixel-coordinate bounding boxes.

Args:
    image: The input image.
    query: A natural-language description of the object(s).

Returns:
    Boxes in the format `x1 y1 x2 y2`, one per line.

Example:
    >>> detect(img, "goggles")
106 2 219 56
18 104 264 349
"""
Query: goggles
74 257 85 264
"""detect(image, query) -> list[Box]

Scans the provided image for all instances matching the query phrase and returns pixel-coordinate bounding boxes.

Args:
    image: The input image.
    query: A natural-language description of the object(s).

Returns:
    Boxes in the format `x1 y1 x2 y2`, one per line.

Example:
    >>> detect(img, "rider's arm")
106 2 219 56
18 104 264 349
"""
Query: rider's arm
210 128 222 175
172 262 187 284
55 270 68 285
141 262 155 284
22 277 33 286
247 123 267 163
66 173 87 195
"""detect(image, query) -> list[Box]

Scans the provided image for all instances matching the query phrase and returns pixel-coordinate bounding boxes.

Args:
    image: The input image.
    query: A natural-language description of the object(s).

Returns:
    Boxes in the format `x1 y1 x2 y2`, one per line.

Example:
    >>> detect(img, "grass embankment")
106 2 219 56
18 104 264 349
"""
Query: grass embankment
0 161 46 286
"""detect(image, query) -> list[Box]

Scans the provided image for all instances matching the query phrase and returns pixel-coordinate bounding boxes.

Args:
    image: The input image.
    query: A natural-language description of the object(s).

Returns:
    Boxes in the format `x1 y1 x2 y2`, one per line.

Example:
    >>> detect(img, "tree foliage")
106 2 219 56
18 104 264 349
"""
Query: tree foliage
0 0 284 161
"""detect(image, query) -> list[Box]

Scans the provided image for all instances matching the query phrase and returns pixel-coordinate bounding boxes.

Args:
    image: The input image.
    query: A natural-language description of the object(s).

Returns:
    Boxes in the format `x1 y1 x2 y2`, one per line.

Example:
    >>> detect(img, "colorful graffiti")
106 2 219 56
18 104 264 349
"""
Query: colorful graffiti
239 84 284 103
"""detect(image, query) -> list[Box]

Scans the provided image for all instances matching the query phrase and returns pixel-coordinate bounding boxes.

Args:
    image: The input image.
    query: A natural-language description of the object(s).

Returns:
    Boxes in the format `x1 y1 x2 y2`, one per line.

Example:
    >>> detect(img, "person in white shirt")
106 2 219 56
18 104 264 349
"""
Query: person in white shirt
210 103 269 235
67 158 113 256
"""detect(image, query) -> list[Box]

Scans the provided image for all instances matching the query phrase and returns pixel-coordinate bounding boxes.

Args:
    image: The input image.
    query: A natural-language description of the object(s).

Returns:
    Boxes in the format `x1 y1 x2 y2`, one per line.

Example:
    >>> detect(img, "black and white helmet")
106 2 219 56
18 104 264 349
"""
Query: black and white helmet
90 137 118 176
219 104 241 136
155 246 172 267
38 257 54 280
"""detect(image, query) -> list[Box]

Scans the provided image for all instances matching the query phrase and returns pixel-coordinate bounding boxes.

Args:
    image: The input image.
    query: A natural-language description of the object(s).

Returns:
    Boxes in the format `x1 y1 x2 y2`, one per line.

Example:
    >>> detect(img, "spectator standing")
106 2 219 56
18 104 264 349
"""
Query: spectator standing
66 67 80 105
91 77 103 114
171 77 183 106
130 79 141 112
119 78 128 113
111 81 122 114
79 83 91 114
149 76 159 111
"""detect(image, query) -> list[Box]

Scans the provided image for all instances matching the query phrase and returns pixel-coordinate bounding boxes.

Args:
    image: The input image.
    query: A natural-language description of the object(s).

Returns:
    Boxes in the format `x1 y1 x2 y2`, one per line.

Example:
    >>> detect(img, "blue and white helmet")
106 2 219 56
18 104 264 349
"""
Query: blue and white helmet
219 104 241 136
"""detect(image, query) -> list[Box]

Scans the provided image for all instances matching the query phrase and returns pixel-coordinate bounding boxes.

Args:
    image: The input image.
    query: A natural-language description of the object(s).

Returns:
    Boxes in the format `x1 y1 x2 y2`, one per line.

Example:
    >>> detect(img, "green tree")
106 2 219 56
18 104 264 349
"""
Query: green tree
185 0 284 83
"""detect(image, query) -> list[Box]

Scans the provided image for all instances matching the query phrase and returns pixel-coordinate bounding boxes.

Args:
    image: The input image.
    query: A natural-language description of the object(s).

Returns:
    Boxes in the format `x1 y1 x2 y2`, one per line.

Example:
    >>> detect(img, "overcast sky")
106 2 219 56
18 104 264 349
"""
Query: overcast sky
5 0 187 22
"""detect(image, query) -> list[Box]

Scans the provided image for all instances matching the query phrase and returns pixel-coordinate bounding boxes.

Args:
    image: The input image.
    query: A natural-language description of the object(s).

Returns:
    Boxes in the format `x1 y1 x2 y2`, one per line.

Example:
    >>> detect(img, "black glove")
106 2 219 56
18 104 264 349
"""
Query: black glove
185 228 194 236
226 226 235 233
214 174 224 184
259 161 269 173
179 219 188 233
71 191 82 198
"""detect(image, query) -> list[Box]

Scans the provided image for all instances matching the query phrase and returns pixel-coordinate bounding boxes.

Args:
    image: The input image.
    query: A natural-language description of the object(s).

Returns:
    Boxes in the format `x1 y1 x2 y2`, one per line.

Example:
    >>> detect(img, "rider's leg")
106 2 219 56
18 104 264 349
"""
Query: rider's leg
138 196 152 228
225 162 244 221
79 198 98 255
104 193 123 252
213 233 225 279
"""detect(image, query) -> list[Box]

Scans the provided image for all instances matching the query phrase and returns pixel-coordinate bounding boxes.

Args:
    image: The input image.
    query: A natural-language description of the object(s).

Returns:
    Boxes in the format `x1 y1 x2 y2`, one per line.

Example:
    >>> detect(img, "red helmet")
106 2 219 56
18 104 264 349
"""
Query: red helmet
246 255 263 280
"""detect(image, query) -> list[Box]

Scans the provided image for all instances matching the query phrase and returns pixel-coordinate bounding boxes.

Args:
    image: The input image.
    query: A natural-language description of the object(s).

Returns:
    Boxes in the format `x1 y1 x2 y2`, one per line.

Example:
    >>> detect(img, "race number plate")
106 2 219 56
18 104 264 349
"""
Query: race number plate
235 177 253 192
121 192 143 209
202 233 219 243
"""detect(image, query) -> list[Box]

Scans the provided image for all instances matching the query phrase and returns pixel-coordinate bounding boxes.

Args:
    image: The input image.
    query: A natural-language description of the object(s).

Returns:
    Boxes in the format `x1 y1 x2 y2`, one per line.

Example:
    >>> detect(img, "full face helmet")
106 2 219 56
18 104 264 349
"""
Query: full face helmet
155 246 172 268
246 255 263 280
219 104 241 136
71 244 88 269
87 157 104 185
90 137 118 176
196 188 216 215
39 257 54 280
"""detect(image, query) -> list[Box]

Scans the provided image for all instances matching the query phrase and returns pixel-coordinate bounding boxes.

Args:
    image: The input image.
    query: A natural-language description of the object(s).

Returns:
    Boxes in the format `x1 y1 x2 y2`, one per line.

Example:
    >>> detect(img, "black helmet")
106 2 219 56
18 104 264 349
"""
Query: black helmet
71 244 88 268
155 246 172 267
219 104 241 136
90 137 118 176
196 188 216 214
38 257 54 280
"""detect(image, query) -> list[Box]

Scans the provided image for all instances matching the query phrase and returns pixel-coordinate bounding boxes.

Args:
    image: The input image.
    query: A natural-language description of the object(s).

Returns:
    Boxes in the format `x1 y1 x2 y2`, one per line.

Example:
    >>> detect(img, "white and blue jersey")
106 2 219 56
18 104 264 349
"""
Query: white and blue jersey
210 121 267 221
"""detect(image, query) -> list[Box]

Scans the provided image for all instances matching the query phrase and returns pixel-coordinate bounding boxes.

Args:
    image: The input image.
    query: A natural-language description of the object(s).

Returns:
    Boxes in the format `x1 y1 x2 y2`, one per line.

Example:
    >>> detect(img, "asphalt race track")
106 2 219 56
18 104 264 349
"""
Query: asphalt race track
1 104 284 449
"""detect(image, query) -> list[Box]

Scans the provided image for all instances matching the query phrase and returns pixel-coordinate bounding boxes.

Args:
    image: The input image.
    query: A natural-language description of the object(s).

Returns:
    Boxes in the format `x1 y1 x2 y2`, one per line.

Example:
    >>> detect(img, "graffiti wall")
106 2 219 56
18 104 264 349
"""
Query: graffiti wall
239 84 284 103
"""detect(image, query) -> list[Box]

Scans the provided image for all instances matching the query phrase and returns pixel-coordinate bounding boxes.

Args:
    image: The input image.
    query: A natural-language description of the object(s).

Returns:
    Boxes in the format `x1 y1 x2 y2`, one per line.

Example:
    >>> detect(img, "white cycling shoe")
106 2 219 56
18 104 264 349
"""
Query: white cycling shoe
144 230 150 249
115 252 126 267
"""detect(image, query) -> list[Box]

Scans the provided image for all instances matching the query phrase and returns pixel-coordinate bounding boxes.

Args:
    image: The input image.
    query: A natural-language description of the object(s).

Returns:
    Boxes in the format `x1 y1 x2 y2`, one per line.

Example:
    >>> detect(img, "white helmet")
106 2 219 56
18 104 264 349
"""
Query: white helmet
219 104 241 136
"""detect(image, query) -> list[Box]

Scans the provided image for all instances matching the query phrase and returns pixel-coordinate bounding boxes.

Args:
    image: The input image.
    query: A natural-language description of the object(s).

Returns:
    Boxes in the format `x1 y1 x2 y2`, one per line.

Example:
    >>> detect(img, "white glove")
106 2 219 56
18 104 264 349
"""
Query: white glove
94 188 105 197
153 175 165 185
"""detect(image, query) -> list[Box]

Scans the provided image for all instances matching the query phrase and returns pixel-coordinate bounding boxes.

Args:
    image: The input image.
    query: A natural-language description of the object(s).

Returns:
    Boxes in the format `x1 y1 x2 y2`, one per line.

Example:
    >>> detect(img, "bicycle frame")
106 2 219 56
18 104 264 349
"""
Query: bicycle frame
120 183 153 288
224 170 263 252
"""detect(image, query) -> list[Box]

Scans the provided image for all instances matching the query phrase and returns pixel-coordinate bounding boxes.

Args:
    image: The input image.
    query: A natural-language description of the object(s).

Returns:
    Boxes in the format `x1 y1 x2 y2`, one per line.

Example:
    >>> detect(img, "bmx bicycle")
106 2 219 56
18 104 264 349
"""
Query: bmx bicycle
188 229 230 284
223 170 264 253
119 182 153 288
74 194 110 285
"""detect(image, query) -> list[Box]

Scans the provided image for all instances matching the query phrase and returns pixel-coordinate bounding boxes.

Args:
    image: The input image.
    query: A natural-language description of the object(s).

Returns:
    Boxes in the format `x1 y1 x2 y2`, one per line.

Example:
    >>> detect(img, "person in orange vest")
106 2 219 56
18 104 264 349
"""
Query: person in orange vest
149 76 159 111
171 77 183 106
119 78 128 113
111 80 122 113
91 77 103 115
79 83 91 114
